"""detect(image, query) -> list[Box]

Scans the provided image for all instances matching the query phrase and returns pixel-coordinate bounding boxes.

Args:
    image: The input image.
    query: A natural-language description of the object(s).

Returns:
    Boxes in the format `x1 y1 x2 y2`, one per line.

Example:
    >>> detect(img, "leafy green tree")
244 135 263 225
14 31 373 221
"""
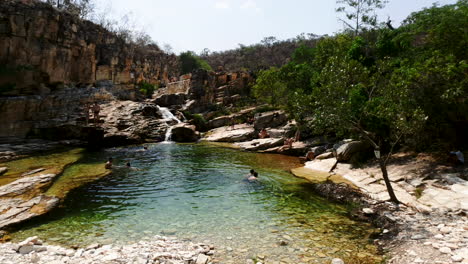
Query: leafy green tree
336 0 388 35
179 51 212 74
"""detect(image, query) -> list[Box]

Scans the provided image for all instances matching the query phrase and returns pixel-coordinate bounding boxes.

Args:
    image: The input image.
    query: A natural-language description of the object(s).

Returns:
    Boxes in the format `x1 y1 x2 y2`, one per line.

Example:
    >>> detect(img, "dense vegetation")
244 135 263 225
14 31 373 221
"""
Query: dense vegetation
201 35 319 72
252 1 468 152
178 51 212 75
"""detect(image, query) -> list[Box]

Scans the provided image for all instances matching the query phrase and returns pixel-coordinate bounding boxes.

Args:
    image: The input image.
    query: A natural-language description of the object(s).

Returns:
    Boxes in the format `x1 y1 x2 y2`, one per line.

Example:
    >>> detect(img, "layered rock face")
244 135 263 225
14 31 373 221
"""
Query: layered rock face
0 0 178 94
0 0 178 138
165 69 253 113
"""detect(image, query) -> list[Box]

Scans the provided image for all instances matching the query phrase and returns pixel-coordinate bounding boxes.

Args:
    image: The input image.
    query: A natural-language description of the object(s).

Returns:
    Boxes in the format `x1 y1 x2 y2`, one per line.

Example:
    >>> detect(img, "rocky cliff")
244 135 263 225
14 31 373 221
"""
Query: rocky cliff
0 0 179 138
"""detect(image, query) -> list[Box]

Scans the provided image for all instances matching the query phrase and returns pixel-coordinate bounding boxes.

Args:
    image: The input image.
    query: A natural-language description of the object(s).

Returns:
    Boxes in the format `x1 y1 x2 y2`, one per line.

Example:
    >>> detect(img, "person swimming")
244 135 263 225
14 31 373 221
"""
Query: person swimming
247 171 258 181
105 157 113 169
125 162 141 171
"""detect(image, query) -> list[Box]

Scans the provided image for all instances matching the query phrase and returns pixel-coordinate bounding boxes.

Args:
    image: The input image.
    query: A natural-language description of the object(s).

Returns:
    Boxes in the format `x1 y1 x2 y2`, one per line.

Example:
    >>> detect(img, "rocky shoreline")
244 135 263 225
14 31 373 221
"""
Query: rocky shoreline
0 235 214 264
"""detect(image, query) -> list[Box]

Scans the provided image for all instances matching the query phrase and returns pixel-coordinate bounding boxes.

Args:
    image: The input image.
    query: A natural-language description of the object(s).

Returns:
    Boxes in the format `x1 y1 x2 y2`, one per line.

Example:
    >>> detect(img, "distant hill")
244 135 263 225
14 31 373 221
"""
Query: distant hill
201 35 320 72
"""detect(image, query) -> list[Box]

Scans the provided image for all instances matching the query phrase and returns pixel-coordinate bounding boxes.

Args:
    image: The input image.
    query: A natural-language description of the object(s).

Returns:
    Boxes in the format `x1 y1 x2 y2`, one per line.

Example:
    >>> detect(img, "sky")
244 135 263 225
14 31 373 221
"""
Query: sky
92 0 458 54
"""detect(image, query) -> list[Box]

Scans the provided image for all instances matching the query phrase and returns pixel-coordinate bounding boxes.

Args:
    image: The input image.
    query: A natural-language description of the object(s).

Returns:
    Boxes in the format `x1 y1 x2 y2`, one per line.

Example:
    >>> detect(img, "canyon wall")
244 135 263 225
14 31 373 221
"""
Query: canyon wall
0 0 179 137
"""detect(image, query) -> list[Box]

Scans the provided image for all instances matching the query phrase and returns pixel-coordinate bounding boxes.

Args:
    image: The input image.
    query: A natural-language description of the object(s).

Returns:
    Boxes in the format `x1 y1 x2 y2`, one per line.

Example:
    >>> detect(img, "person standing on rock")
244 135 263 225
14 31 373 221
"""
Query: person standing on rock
92 102 101 125
83 103 90 125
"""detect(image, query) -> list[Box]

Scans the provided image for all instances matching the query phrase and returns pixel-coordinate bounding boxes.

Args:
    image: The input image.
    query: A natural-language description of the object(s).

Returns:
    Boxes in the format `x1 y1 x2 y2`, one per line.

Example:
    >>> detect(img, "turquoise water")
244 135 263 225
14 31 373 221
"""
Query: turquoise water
12 143 380 263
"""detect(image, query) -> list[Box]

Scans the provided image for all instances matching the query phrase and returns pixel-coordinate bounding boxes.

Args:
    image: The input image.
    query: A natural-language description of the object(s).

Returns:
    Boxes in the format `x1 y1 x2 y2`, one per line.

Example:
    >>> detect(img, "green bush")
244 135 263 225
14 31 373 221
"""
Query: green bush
138 82 158 98
179 51 212 74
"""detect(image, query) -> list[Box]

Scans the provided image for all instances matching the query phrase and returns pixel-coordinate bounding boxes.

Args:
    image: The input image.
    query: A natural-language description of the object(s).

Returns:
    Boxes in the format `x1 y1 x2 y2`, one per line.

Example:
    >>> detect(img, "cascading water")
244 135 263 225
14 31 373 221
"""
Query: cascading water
157 106 181 142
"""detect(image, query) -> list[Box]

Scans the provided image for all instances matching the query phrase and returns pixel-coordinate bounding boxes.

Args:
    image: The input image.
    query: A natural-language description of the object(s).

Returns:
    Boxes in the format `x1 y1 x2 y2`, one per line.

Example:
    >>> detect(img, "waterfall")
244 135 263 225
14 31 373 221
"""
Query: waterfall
157 106 181 142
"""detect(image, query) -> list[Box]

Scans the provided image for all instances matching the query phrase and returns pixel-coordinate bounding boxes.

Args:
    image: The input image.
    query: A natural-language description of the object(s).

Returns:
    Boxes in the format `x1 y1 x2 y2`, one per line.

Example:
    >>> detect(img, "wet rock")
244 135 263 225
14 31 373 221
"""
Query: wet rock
170 123 200 143
0 167 7 175
21 168 46 176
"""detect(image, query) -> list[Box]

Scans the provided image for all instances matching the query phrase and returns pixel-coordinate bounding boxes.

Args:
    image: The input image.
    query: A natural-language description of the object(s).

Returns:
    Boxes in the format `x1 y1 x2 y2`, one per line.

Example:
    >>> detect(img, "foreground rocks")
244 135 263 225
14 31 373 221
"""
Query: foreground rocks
294 154 468 264
0 236 214 264
0 174 60 230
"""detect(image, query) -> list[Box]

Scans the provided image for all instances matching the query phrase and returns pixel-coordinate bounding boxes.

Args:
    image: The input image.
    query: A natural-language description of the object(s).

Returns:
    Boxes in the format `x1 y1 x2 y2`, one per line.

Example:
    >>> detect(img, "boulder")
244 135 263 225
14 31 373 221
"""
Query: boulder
309 146 326 157
266 128 287 138
170 124 200 143
204 125 255 142
206 115 232 129
154 93 187 107
195 254 210 264
0 167 7 175
254 111 288 130
234 138 284 151
336 141 371 162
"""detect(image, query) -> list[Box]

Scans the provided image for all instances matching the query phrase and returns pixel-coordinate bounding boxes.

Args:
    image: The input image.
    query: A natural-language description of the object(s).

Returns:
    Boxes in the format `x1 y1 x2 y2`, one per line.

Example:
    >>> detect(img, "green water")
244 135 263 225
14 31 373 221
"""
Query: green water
11 143 381 263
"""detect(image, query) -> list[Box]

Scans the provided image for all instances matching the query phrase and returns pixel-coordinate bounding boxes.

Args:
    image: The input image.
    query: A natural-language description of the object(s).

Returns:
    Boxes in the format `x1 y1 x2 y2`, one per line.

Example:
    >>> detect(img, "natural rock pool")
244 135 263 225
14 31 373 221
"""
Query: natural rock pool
10 143 381 263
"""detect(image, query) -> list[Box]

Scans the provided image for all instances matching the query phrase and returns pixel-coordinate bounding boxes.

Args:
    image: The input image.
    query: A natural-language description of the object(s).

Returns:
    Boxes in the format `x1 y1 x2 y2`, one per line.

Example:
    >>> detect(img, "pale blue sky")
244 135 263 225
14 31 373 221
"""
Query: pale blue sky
94 0 457 54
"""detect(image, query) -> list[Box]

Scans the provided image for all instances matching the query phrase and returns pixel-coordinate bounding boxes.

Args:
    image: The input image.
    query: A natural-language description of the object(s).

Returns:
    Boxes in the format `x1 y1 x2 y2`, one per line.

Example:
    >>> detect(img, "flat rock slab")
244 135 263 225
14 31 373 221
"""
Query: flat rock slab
0 174 56 198
204 125 255 142
0 195 59 229
0 174 60 230
291 167 355 187
234 138 284 151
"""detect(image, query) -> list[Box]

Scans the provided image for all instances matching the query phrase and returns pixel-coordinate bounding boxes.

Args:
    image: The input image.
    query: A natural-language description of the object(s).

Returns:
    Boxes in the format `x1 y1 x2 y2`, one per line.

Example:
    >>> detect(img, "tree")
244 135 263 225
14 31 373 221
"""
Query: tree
336 0 388 35
179 51 212 74
40 0 94 19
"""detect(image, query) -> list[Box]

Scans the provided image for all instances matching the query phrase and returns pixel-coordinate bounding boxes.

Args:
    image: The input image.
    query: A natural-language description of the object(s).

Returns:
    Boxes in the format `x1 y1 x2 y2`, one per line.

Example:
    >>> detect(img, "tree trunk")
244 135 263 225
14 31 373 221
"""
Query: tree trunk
378 157 400 204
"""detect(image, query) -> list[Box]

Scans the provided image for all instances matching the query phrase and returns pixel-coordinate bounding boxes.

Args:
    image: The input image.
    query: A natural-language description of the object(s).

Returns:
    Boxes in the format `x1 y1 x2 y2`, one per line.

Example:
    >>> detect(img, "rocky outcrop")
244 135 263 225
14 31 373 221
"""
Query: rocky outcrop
154 93 187 108
0 174 59 229
0 0 179 139
185 69 253 113
0 0 178 95
253 111 288 130
99 101 169 146
170 123 199 142
234 138 284 151
204 125 255 142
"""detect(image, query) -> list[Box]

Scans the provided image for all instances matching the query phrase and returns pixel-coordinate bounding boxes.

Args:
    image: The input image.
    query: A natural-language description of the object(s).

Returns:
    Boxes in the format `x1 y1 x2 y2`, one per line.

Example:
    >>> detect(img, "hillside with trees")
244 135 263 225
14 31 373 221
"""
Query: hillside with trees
201 35 320 72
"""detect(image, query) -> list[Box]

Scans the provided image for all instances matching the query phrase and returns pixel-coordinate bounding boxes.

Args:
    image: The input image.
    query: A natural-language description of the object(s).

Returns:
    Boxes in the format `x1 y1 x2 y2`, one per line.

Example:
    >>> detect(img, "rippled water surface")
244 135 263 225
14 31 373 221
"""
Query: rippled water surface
12 143 381 263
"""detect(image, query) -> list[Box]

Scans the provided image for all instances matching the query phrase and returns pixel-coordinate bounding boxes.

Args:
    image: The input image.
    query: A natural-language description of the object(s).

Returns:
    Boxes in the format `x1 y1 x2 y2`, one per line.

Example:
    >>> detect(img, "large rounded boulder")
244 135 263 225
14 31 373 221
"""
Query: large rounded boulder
170 123 200 142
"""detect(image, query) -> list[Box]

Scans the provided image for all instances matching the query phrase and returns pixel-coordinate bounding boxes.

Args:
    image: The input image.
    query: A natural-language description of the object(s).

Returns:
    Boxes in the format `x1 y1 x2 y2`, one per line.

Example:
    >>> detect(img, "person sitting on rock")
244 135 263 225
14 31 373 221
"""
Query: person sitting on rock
278 137 294 152
258 128 270 139
83 102 90 125
105 157 113 169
